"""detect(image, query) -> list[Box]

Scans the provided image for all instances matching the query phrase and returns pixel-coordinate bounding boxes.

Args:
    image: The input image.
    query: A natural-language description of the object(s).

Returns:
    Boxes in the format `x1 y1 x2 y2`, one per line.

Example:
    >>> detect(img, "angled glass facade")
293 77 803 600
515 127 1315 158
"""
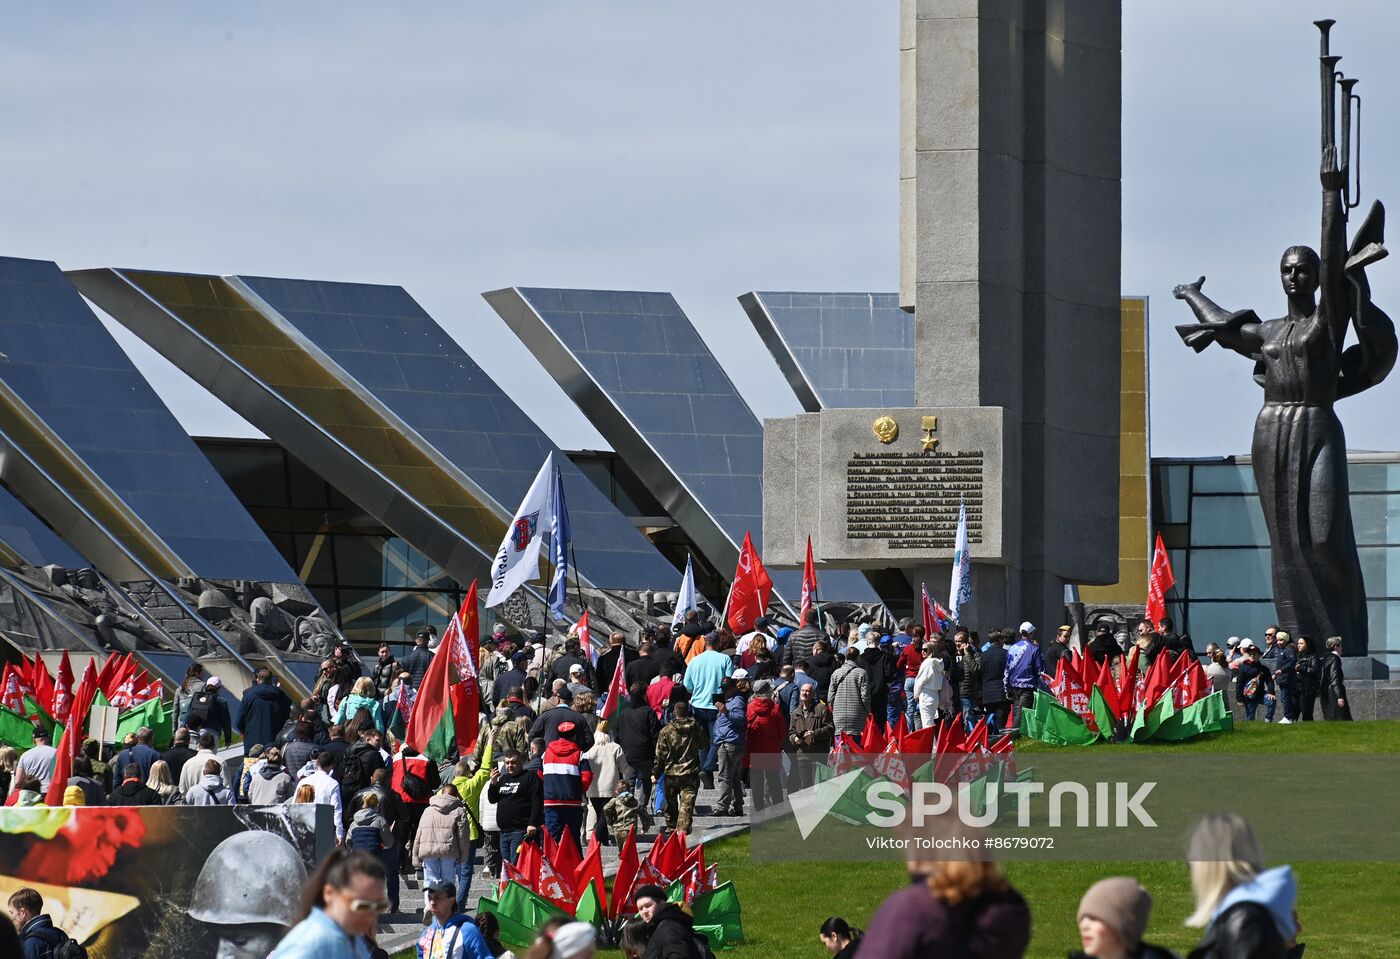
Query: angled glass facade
0 487 85 569
487 287 879 603
740 292 915 411
235 276 674 591
0 257 295 583
1153 455 1400 666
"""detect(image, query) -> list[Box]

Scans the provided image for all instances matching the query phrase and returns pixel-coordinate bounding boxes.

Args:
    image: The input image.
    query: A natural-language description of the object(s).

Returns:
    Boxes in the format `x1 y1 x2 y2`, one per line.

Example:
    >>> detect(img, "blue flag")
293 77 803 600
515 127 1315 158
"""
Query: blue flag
548 464 572 620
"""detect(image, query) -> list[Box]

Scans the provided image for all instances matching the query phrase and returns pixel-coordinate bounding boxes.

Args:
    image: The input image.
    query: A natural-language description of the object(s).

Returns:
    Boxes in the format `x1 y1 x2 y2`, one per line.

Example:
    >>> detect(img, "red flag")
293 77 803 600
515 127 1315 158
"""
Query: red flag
551 824 582 884
858 714 886 756
515 836 542 888
871 737 910 793
408 582 480 758
890 713 909 746
725 532 773 634
45 660 100 806
608 826 641 920
598 637 628 721
799 536 818 625
900 723 937 758
535 855 575 912
1141 647 1173 711
649 830 687 881
1093 653 1121 718
501 860 530 895
51 652 75 725
1117 645 1141 714
575 609 592 663
0 664 24 713
920 584 938 640
574 836 607 906
633 857 668 892
31 660 55 716
1146 532 1175 627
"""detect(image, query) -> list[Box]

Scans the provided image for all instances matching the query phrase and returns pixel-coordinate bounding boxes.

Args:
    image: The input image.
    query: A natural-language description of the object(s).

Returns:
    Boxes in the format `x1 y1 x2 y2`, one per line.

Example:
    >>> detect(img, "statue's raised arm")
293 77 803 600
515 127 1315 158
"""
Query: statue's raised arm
1172 275 1264 359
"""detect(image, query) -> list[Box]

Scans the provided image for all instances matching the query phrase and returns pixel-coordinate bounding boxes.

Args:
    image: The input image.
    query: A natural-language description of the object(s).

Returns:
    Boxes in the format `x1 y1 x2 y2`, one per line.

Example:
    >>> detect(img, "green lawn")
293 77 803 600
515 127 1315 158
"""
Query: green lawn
400 722 1400 958
1015 717 1400 754
715 720 1400 958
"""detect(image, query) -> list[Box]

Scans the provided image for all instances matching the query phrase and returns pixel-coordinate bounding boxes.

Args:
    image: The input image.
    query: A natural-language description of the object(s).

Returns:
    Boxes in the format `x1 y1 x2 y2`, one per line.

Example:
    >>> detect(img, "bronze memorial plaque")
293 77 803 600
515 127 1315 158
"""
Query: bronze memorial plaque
845 449 985 550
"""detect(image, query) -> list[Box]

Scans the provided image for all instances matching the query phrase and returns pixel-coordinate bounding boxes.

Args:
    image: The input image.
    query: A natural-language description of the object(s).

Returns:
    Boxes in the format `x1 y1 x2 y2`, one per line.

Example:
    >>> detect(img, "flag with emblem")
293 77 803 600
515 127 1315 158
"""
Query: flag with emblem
487 454 556 607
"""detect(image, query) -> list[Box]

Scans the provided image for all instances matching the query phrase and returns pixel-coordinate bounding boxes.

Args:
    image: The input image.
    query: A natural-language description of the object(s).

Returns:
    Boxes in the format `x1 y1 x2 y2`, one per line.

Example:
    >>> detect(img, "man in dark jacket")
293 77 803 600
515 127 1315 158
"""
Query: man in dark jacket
625 641 663 690
781 610 825 668
403 630 434 688
493 652 529 705
614 683 662 806
10 887 70 959
1043 626 1073 679
635 884 704 959
805 641 838 702
340 726 387 799
115 726 161 783
857 640 893 726
369 644 400 697
281 721 320 775
237 669 293 752
1086 624 1124 667
979 629 1010 733
595 632 636 695
529 690 595 751
546 639 594 689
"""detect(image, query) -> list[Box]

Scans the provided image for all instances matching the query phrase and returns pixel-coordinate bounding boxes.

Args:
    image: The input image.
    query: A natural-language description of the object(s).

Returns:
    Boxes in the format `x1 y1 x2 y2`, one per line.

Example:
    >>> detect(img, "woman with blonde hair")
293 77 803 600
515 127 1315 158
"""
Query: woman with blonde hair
334 675 384 731
859 816 1031 957
1185 813 1301 959
146 759 181 804
0 745 18 803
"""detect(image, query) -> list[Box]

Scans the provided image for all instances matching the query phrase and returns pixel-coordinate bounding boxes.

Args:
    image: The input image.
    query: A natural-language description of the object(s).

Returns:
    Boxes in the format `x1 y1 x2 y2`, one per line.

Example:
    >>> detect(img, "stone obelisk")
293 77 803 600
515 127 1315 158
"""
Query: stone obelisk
764 0 1122 630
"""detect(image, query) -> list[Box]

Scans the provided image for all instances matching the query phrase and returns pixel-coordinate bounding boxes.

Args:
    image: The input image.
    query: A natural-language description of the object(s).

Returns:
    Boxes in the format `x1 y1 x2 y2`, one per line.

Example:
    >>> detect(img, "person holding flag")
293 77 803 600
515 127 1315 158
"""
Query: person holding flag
799 535 820 628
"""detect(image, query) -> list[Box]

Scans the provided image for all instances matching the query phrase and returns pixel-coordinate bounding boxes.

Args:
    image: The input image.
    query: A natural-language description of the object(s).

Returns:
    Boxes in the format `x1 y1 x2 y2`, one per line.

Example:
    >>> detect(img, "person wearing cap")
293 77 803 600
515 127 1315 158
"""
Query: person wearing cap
1225 636 1246 669
493 651 530 707
1003 622 1044 714
540 720 593 849
1087 623 1124 667
546 638 594 691
15 726 56 797
565 664 592 701
1073 876 1178 959
414 878 494 959
1234 640 1275 721
404 629 435 690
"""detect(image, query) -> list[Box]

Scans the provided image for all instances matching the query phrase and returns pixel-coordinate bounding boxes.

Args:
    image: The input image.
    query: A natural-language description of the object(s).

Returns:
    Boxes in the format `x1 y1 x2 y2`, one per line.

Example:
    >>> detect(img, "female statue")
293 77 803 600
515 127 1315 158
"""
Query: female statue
1173 146 1394 655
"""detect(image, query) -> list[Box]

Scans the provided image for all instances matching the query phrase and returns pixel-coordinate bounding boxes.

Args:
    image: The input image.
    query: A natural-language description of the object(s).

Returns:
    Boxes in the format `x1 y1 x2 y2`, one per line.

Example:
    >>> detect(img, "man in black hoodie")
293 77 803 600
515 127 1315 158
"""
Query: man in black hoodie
857 638 893 726
110 763 162 806
635 884 704 959
805 640 838 702
614 682 662 805
487 750 543 866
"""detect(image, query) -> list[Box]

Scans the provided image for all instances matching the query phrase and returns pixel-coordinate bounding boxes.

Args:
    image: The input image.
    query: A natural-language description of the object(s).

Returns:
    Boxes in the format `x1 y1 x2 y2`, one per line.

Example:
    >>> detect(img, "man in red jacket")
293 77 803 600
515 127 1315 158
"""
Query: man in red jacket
540 721 593 850
745 680 787 811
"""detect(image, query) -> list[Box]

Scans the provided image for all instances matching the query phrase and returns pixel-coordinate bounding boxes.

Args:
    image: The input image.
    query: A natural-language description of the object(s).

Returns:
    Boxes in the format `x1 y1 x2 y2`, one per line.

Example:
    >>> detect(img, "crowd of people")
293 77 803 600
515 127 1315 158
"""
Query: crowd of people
0 607 1340 958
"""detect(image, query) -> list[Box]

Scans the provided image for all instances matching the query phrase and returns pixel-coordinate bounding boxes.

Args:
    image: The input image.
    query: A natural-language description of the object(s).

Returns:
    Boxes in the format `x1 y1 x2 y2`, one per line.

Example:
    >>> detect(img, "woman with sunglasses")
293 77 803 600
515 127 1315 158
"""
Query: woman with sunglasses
269 848 389 958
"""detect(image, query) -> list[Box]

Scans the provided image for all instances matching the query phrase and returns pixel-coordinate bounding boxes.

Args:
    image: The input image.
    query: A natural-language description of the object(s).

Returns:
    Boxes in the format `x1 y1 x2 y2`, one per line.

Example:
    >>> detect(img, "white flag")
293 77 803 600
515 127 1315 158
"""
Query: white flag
948 497 973 623
672 555 698 627
486 453 555 607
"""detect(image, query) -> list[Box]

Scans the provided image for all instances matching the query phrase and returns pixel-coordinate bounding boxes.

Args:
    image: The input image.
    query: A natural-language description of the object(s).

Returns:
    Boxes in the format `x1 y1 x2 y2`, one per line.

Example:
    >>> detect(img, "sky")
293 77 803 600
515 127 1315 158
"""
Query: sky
2 1 1398 458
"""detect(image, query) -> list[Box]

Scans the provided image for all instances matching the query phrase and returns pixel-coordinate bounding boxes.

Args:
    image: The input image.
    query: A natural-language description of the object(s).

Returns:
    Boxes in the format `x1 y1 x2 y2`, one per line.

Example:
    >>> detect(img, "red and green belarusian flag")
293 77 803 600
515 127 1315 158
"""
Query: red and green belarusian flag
406 581 481 762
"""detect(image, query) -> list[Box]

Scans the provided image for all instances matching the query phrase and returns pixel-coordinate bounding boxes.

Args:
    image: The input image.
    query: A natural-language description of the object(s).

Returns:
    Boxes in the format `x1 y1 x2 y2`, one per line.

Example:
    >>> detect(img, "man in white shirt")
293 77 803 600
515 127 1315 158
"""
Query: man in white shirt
304 750 345 841
177 732 220 794
17 727 57 793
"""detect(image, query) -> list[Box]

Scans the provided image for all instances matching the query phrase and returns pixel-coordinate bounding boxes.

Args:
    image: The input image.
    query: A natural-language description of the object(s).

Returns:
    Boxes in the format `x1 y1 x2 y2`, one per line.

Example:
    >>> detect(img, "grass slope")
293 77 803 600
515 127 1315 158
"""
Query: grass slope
718 720 1400 958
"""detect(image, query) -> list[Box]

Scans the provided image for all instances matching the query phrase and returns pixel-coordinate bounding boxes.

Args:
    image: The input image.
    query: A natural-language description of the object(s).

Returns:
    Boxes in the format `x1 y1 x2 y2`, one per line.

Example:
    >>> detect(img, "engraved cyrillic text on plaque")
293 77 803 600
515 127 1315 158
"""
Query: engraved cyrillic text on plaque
846 450 985 549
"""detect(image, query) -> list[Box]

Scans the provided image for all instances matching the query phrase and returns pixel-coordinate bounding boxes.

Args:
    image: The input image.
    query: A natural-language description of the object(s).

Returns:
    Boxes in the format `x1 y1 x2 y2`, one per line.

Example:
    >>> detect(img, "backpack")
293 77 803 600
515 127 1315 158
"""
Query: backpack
186 690 217 728
339 745 371 797
26 926 87 959
401 766 431 801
